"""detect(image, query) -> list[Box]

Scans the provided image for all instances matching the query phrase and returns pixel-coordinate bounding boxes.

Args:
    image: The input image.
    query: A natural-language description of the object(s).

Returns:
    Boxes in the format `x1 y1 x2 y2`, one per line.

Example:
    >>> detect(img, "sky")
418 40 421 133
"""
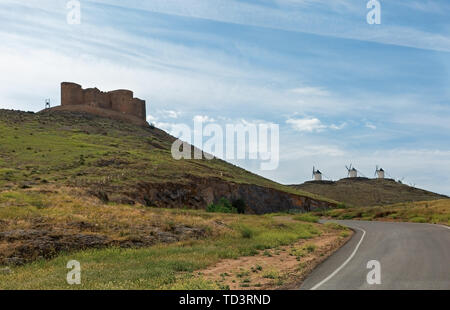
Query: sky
0 0 449 195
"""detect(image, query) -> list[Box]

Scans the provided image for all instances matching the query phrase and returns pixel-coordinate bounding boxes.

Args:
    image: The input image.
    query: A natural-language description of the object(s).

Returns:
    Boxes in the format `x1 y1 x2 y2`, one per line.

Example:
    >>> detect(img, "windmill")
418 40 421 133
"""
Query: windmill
312 166 322 181
374 165 385 179
345 164 358 178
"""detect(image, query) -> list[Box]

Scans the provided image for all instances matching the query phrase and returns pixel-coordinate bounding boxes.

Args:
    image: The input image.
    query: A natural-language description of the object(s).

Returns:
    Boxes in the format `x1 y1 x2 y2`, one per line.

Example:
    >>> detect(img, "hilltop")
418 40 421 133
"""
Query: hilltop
0 109 334 214
290 178 447 208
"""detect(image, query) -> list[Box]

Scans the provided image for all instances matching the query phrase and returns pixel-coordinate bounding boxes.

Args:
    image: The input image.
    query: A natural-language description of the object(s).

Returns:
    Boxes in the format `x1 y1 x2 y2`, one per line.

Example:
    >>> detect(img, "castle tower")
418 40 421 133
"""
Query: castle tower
61 82 83 106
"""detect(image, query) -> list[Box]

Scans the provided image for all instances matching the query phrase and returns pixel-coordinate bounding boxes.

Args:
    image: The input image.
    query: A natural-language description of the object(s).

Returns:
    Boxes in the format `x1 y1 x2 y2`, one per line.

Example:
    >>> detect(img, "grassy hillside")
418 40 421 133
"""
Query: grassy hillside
313 199 450 225
290 178 447 207
0 109 333 207
0 109 352 289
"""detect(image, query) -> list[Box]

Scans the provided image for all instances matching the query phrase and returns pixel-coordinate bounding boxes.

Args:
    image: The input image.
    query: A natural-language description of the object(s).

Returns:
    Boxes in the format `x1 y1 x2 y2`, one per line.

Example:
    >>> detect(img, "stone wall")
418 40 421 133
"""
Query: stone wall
61 82 146 121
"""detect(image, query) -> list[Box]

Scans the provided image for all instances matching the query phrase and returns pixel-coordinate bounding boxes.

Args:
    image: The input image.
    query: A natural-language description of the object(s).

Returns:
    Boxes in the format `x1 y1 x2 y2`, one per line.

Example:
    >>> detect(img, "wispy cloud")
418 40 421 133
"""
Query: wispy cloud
286 117 346 133
1 0 449 194
89 0 450 52
365 122 377 130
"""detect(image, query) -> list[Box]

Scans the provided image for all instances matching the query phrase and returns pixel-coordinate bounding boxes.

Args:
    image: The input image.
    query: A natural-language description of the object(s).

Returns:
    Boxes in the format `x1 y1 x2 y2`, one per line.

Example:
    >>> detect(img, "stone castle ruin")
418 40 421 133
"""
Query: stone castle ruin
46 82 148 127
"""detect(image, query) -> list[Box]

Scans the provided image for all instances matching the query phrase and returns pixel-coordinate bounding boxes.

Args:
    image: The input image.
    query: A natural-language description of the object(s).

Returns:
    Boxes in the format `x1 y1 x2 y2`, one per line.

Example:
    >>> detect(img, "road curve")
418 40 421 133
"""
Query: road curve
300 220 450 290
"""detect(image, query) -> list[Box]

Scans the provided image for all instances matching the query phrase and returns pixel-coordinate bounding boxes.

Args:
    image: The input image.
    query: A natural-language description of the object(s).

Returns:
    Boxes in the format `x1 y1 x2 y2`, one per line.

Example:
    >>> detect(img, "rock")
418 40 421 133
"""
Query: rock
131 176 336 214
5 257 24 266
156 231 178 243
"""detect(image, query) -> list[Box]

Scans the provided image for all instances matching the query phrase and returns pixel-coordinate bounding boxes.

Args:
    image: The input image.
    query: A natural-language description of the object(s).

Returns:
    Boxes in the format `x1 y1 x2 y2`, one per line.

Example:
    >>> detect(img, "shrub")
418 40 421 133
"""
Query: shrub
324 222 347 230
337 203 348 209
239 225 254 239
262 270 279 279
206 198 237 213
410 216 427 223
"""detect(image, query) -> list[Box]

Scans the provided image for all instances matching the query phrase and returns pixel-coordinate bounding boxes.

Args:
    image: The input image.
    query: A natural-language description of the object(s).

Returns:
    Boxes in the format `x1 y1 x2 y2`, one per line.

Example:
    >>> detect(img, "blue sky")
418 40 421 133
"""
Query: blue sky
1 0 450 195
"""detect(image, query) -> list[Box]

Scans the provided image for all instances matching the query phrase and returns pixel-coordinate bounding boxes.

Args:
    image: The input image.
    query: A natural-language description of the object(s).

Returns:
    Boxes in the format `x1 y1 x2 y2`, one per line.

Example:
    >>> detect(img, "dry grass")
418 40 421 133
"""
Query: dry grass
316 199 450 225
0 186 348 289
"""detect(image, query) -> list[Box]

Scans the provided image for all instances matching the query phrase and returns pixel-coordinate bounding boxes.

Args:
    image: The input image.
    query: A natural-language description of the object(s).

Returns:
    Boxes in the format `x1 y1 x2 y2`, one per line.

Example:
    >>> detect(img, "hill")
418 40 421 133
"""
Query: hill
290 178 447 207
0 109 335 214
314 199 450 225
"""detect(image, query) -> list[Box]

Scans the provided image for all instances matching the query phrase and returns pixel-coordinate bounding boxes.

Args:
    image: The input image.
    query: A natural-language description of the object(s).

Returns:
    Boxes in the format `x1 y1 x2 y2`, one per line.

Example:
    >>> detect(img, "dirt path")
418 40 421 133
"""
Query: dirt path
195 219 353 290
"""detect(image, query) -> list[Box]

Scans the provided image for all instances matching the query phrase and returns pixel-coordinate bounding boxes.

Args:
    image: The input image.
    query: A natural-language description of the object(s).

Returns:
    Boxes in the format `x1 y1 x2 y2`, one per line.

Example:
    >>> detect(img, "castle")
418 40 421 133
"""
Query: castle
45 82 148 127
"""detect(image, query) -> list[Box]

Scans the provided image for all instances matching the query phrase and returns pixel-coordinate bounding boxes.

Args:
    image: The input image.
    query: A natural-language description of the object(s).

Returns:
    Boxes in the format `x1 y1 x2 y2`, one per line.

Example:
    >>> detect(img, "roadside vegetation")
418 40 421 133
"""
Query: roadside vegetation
313 199 450 225
0 186 349 289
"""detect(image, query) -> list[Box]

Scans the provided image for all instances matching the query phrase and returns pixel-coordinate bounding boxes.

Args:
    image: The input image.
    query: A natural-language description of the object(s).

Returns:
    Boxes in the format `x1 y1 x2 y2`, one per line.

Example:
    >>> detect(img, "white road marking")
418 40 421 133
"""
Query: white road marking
310 226 366 290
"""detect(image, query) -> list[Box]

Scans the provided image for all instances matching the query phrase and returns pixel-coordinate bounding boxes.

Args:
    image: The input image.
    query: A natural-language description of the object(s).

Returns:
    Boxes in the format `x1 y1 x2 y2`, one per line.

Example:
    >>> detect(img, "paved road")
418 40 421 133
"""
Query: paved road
300 220 450 290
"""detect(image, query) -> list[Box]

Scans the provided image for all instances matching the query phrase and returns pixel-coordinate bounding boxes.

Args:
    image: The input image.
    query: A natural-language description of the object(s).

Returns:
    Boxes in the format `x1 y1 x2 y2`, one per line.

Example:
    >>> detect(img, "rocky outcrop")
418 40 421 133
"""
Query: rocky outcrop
127 177 335 214
0 223 207 266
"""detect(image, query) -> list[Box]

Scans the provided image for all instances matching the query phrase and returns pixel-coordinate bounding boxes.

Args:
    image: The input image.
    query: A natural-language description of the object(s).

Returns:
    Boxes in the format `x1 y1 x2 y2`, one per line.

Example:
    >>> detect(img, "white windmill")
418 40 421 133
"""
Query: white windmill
345 164 358 178
312 166 322 181
375 165 385 179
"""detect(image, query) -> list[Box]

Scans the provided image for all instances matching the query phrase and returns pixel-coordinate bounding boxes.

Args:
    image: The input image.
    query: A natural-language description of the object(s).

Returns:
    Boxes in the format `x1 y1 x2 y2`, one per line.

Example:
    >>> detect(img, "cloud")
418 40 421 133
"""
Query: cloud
89 0 450 52
193 115 216 123
163 110 181 119
146 114 157 122
290 86 329 97
286 117 326 132
365 122 377 130
329 122 347 130
281 145 346 158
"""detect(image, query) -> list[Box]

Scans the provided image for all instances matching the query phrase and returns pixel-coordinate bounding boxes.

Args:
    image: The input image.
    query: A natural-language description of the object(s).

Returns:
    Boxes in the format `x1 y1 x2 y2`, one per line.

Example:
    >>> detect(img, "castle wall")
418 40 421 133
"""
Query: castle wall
84 88 111 109
60 82 146 121
110 90 134 115
132 98 146 119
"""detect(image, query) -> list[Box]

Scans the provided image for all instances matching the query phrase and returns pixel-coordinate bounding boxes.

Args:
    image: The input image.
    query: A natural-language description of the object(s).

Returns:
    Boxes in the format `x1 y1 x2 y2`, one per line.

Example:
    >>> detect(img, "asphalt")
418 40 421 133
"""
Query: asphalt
300 220 450 290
